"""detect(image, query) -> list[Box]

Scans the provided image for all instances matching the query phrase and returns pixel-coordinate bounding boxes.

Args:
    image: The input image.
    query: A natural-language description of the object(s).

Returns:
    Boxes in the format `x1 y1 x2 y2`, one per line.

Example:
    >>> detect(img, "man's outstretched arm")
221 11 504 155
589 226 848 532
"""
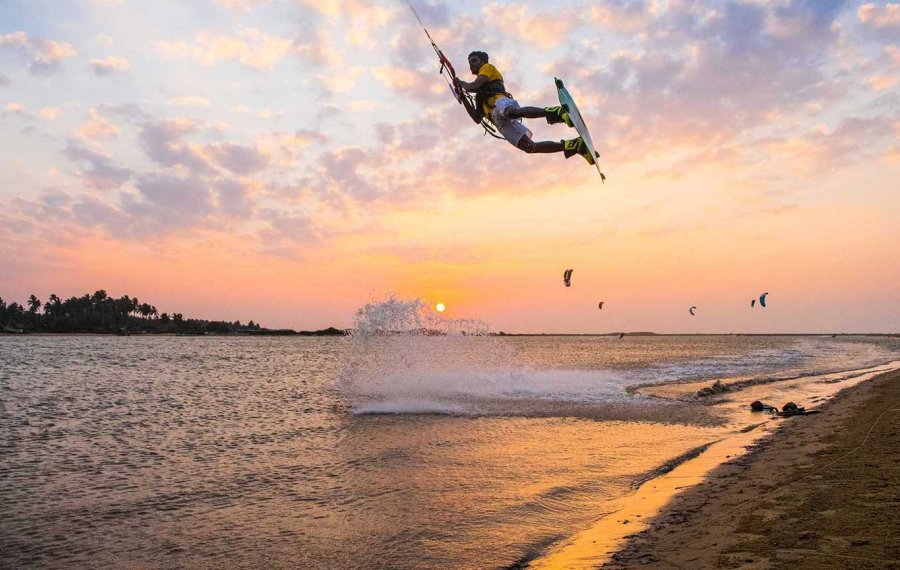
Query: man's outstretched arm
455 74 489 93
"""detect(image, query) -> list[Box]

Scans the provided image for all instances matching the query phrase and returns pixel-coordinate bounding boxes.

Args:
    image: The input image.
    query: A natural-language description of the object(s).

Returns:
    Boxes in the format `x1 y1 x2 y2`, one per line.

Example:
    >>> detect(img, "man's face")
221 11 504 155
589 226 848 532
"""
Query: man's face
468 55 484 75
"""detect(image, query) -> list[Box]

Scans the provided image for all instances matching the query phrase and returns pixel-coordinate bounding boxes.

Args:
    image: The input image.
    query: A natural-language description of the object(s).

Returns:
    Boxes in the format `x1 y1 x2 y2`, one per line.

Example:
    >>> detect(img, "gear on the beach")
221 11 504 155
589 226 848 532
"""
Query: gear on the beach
750 400 777 413
544 105 574 127
776 402 816 417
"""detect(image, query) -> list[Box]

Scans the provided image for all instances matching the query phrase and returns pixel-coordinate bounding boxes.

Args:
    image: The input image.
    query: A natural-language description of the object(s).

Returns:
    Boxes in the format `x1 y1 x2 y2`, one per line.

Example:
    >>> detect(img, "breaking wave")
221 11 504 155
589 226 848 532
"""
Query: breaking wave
338 297 660 416
338 298 900 418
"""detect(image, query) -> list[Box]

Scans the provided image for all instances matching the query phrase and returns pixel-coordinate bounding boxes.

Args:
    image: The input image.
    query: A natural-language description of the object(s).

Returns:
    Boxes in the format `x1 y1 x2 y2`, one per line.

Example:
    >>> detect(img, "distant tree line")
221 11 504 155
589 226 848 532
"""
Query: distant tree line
0 290 265 335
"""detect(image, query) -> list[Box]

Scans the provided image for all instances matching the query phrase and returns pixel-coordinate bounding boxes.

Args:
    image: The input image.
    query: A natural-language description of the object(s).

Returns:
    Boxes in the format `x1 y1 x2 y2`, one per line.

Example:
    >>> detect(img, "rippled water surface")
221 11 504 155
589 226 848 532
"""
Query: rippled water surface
1 334 898 569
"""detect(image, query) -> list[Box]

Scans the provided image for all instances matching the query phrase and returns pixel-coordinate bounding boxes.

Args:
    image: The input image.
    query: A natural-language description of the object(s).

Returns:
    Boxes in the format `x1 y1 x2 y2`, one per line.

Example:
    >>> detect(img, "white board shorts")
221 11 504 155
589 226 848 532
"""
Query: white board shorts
491 97 533 147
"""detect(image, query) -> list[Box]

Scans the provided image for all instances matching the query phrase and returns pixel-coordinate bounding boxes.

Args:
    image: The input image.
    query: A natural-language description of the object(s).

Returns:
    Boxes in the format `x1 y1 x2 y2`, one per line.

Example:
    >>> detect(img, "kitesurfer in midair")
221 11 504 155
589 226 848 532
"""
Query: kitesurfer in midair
454 51 598 164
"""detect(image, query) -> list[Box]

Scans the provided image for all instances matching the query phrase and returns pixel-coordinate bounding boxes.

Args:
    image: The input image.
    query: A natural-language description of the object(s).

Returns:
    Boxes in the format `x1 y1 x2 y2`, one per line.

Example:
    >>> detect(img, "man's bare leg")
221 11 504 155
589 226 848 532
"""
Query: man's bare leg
506 106 553 120
505 105 572 127
516 135 563 154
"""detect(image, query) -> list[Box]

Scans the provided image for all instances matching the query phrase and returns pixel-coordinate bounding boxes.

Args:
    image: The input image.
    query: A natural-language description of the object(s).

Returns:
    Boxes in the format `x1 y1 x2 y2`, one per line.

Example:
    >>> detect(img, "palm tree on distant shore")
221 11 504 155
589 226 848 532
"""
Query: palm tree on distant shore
43 294 62 329
2 290 268 334
27 295 42 330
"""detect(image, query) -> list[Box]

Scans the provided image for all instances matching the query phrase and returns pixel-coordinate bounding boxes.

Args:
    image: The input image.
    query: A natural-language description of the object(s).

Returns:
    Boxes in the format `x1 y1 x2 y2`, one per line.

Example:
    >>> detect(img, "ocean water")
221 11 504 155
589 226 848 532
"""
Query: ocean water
1 306 899 569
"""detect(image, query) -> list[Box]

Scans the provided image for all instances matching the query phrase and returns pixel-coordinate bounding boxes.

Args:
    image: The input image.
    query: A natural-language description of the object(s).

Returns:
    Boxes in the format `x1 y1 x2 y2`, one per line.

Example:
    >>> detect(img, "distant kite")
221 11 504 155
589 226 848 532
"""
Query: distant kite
598 301 604 309
751 299 756 308
563 269 573 287
618 332 625 339
689 306 697 316
759 292 769 308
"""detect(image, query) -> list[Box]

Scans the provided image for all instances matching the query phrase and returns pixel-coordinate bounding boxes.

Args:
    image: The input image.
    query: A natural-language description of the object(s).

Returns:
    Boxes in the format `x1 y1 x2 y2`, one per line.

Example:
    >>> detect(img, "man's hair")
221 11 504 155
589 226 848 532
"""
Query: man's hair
468 50 489 61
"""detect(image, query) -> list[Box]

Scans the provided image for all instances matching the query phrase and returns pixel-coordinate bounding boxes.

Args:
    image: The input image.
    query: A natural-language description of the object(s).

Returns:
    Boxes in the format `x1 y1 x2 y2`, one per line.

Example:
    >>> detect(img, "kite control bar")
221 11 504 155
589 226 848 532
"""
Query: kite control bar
403 1 504 139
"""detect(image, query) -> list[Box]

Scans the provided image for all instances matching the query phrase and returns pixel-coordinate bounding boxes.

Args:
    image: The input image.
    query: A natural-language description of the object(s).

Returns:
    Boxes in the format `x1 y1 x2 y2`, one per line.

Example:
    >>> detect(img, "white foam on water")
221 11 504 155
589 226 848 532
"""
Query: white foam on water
339 298 900 416
340 297 643 415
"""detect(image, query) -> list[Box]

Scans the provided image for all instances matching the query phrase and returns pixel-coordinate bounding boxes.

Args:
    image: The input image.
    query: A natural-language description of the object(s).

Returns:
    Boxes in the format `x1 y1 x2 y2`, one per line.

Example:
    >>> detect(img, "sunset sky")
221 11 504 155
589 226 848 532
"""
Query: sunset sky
1 0 898 333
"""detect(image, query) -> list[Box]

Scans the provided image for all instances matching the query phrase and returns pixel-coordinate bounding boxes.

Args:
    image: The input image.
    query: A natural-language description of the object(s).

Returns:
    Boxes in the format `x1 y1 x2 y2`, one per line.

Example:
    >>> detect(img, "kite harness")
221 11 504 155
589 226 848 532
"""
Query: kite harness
403 1 504 139
472 80 511 122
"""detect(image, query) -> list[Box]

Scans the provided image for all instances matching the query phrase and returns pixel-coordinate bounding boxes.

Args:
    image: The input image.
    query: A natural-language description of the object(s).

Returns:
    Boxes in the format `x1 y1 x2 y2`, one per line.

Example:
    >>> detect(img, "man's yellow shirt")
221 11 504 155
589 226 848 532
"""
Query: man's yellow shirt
476 63 506 116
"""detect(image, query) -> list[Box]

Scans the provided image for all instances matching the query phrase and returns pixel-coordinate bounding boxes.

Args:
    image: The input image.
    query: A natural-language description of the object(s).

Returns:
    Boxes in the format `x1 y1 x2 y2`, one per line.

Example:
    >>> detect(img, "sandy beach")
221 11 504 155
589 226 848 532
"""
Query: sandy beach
604 369 900 569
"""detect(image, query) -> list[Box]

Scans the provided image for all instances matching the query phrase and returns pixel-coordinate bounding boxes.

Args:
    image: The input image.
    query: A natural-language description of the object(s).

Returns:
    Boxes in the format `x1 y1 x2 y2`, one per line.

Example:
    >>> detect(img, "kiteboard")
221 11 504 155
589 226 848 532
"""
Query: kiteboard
555 77 605 181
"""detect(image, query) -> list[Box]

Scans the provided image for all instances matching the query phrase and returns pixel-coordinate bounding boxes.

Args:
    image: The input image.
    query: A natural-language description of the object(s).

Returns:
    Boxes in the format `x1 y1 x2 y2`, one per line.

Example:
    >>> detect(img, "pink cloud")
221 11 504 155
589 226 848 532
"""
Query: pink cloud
73 108 119 141
156 27 293 70
215 178 257 217
255 129 328 167
589 1 652 33
213 0 266 12
485 3 574 49
0 31 78 74
119 174 218 236
138 119 214 175
63 139 132 190
3 102 26 115
168 96 212 107
541 1 857 165
371 65 445 102
38 107 62 120
293 29 344 67
206 142 269 175
865 74 898 91
90 55 130 76
858 3 900 30
319 65 367 93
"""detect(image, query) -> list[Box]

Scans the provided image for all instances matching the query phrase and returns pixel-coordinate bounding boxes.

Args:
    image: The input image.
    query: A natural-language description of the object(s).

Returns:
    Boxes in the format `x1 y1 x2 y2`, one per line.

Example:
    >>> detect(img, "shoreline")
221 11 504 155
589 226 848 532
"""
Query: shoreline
603 368 900 568
526 361 900 569
4 331 899 337
495 333 900 337
0 330 345 337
